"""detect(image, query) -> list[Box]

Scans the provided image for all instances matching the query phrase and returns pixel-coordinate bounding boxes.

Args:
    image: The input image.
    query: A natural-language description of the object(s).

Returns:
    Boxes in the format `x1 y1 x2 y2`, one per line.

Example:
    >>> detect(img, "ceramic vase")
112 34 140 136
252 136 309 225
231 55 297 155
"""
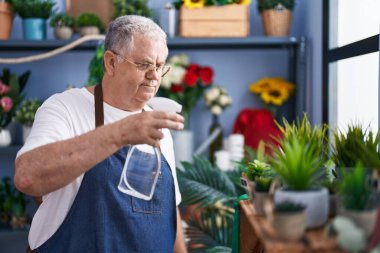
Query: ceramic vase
0 129 11 147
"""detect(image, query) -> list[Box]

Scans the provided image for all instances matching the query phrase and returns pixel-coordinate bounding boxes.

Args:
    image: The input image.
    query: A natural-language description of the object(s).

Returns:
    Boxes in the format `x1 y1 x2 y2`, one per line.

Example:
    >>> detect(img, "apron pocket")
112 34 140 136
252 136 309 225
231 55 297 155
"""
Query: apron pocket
132 174 163 214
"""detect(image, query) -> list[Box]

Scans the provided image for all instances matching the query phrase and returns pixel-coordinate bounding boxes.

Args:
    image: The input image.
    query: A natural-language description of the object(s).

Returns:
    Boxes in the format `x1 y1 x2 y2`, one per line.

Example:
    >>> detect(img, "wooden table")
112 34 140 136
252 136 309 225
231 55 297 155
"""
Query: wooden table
239 200 345 253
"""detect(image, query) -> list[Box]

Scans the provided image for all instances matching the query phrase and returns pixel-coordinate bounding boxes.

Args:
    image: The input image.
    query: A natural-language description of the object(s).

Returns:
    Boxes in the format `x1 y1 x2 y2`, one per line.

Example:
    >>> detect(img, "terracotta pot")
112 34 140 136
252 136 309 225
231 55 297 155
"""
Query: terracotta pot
54 27 73 40
261 7 292 36
0 2 13 40
79 26 99 36
273 210 306 240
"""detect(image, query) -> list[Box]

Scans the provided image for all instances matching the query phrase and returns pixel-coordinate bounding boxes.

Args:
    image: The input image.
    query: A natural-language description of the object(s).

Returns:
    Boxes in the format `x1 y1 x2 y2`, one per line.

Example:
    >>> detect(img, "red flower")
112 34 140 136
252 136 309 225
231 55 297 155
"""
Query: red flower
187 64 200 74
199 66 213 86
170 84 184 93
183 70 198 87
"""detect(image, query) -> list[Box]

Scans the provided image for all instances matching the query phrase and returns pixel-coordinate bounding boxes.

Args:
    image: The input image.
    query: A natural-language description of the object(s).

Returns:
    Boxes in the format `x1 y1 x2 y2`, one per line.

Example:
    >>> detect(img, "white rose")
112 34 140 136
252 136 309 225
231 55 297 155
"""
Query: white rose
160 65 186 89
205 87 220 102
219 95 231 106
211 105 222 115
169 54 189 66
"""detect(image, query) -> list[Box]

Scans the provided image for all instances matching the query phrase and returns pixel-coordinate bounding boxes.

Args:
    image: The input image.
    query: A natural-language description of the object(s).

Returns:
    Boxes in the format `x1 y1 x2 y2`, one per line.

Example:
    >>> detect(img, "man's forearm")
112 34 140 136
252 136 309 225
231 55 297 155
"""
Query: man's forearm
174 208 187 253
14 123 122 196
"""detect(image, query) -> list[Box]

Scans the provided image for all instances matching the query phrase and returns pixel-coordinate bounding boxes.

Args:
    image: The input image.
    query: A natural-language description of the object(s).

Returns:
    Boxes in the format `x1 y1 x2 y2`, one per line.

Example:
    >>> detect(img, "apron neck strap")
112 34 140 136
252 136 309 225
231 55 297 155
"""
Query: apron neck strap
94 84 104 128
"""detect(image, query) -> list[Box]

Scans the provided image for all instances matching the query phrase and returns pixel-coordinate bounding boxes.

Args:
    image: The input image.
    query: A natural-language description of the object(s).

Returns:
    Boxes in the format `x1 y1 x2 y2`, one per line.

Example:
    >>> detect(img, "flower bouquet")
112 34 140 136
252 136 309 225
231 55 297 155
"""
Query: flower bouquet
204 85 232 116
0 69 30 131
249 77 295 117
158 54 214 127
14 98 43 127
174 0 251 9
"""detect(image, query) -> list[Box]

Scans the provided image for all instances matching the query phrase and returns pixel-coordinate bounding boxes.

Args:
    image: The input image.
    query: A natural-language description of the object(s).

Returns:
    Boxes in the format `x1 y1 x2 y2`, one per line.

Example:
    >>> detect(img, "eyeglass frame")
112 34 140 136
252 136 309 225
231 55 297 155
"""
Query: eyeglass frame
110 50 171 77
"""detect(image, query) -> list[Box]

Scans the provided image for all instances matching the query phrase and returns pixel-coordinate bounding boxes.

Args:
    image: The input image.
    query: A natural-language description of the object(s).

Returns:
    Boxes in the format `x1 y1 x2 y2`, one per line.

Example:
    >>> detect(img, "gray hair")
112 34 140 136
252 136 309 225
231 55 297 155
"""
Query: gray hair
104 15 167 55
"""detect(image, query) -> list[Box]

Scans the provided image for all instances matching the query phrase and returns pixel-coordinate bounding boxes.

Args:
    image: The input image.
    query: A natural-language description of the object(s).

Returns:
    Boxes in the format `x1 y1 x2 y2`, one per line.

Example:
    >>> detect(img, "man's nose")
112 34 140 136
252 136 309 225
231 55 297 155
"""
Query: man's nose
146 68 160 80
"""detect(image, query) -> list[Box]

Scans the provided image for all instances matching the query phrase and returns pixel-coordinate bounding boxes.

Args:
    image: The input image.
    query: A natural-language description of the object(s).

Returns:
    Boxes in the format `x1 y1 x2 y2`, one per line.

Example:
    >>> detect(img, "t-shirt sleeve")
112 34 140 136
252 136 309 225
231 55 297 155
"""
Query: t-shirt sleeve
17 95 72 158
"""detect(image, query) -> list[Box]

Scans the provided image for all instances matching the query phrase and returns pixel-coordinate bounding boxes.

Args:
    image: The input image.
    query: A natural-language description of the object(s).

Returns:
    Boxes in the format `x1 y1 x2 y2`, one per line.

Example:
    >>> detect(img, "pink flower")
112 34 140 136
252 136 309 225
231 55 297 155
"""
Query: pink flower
0 81 10 95
1 96 12 112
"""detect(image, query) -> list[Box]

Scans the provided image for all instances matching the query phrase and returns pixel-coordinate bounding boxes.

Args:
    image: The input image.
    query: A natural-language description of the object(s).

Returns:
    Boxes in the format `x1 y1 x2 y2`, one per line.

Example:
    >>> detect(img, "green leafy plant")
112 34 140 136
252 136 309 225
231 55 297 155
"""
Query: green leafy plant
75 12 105 32
277 113 329 162
112 0 153 18
178 156 244 252
12 0 55 19
246 159 275 192
87 44 104 86
332 124 380 169
271 135 326 191
0 69 30 130
49 12 75 28
339 163 376 211
274 201 305 213
14 98 42 126
0 177 28 227
257 0 295 11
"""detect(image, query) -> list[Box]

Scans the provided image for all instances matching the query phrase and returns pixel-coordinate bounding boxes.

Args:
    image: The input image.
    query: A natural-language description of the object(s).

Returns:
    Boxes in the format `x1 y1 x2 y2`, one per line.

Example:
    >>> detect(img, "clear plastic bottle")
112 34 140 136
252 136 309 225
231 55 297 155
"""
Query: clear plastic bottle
118 97 182 200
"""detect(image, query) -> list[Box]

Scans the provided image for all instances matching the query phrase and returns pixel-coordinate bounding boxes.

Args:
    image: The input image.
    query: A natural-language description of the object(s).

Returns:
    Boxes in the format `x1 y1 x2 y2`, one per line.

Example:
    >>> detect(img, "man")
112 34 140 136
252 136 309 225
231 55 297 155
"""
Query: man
15 15 187 253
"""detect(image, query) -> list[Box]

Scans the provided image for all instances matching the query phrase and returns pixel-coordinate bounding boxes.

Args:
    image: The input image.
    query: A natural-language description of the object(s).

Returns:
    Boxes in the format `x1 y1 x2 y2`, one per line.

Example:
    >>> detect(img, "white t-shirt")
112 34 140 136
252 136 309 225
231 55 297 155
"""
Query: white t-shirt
16 88 181 250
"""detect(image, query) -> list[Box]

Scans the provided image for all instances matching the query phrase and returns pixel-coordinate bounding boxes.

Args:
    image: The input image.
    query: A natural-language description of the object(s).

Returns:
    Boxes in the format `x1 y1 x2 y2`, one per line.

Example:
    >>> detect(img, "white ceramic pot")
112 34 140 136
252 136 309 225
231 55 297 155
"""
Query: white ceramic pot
22 125 32 143
274 187 329 228
0 129 11 147
79 26 99 37
341 209 378 238
54 27 73 40
171 130 193 169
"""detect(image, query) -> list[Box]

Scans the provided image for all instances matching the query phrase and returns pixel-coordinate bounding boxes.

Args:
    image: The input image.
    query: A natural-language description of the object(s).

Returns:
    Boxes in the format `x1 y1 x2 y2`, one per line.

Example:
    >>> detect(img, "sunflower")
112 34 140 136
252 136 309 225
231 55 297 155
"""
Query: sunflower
233 0 251 5
249 78 272 94
184 0 205 8
260 87 290 106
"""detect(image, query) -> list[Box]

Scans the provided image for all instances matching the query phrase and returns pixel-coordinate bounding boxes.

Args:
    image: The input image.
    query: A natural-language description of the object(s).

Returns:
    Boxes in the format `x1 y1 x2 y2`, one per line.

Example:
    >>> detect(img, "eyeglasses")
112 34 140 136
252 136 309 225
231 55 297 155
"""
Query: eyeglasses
112 51 171 77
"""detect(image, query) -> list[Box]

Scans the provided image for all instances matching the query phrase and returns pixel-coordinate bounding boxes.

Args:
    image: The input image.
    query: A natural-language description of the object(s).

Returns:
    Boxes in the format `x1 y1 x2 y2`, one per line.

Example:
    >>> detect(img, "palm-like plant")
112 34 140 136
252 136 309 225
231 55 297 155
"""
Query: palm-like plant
272 114 329 190
339 163 376 211
178 156 244 252
332 124 380 169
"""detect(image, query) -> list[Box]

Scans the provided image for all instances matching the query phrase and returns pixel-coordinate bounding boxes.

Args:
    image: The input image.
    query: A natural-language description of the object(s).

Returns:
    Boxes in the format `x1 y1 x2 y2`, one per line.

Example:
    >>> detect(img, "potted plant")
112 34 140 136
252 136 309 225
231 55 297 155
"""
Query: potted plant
174 0 251 37
178 156 245 252
0 177 13 228
271 201 306 240
0 68 30 146
257 0 295 36
338 163 378 238
0 0 14 40
272 114 330 228
332 124 380 173
49 12 75 40
244 142 276 215
14 98 42 142
112 0 153 18
12 0 55 40
75 12 105 36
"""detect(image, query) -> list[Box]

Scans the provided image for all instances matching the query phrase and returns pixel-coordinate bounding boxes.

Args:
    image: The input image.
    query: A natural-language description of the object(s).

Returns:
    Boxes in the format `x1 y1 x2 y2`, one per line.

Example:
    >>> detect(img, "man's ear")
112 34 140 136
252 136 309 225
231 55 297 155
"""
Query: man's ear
104 51 116 76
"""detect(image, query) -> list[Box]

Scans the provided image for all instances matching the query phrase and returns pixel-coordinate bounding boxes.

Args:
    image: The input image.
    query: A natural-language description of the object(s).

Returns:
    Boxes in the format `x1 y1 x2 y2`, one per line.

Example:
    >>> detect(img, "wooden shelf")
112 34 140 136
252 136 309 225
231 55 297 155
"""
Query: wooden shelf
0 36 300 52
239 200 344 253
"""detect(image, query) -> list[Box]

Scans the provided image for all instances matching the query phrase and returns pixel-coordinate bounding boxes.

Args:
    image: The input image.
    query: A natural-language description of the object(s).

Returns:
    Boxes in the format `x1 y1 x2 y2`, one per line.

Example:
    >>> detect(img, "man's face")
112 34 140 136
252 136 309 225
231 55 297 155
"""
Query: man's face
111 34 168 108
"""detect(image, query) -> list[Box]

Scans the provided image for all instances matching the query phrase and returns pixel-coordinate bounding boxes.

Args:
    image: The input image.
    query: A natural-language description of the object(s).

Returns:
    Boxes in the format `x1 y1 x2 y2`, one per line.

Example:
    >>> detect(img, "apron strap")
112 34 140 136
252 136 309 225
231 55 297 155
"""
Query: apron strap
94 84 104 128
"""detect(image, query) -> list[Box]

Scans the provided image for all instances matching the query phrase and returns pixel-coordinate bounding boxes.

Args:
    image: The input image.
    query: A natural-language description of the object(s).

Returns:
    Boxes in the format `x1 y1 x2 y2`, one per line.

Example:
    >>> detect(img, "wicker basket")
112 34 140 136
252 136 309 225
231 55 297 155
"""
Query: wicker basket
261 8 292 36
